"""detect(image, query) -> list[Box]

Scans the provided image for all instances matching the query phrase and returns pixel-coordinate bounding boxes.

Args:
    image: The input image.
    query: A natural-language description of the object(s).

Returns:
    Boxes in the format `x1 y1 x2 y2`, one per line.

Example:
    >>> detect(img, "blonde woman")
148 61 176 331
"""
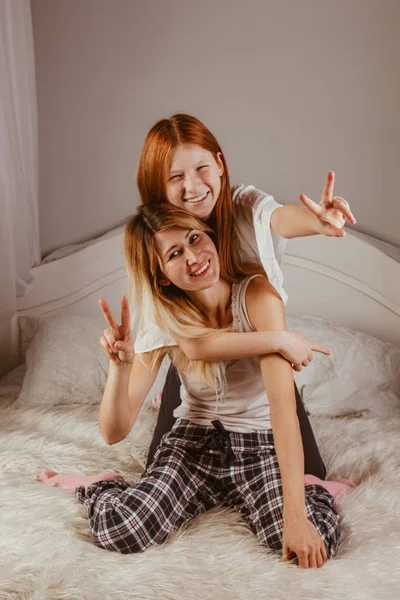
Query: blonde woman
38 204 355 567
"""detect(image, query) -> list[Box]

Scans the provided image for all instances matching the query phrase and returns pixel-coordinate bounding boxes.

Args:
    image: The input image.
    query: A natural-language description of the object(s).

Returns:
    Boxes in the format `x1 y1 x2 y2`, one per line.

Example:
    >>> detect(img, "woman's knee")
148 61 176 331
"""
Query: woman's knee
90 504 170 554
305 487 341 558
87 472 185 553
146 364 181 469
252 492 340 560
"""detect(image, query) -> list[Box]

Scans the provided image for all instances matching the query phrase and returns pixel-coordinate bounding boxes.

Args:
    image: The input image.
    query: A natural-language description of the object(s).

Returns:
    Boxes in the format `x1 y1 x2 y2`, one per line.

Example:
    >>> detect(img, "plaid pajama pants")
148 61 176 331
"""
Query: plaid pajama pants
76 419 341 556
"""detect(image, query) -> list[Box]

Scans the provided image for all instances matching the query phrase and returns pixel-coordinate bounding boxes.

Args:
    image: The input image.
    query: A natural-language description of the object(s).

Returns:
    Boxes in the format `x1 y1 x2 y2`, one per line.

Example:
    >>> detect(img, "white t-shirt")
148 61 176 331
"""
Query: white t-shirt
133 184 288 353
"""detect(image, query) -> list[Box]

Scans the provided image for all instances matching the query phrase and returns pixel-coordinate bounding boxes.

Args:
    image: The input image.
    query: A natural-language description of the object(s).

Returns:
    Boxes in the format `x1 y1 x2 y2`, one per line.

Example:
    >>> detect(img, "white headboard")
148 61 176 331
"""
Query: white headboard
283 233 400 345
15 229 400 354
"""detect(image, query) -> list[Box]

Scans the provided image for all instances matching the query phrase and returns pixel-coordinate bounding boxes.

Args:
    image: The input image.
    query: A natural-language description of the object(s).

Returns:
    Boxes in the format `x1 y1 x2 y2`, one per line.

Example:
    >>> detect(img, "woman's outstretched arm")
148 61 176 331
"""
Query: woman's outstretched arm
270 171 356 239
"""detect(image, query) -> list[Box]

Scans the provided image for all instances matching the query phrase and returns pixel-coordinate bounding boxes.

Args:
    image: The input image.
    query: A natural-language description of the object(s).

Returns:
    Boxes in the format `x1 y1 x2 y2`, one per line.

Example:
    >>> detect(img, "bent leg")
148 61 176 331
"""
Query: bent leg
295 383 327 480
146 363 181 469
76 444 217 554
225 444 340 559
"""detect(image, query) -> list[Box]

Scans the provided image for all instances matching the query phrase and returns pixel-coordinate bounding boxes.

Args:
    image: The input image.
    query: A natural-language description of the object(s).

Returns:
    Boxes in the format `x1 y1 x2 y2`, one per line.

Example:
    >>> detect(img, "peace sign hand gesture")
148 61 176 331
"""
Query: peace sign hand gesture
300 171 356 237
98 296 135 366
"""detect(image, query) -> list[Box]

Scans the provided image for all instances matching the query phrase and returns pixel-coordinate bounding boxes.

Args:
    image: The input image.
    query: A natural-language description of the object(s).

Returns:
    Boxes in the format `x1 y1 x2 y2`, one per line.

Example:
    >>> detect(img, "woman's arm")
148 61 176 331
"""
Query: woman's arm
269 171 356 239
98 296 163 445
99 351 162 445
271 204 323 238
246 276 328 567
178 331 282 360
176 329 329 369
246 276 306 518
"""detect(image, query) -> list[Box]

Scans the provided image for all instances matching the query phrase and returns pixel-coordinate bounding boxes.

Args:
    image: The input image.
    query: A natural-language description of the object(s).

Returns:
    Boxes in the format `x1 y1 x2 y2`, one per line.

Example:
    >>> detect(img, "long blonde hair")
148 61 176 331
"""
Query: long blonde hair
137 114 245 282
125 203 254 389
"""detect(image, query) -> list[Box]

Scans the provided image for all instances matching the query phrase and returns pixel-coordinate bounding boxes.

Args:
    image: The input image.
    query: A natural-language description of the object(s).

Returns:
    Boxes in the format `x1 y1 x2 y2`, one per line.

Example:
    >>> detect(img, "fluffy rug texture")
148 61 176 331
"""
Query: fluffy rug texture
0 366 400 600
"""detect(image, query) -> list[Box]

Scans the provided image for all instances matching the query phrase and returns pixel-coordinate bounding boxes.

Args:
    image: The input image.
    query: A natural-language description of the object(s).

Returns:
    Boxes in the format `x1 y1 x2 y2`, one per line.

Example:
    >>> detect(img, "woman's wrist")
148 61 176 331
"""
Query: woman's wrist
272 330 287 355
282 472 307 523
108 358 134 374
272 204 324 238
283 503 308 524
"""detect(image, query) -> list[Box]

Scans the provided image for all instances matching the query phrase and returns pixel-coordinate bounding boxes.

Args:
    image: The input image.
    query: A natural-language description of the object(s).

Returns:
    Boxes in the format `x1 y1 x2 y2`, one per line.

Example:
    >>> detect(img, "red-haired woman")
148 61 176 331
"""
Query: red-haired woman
135 114 356 477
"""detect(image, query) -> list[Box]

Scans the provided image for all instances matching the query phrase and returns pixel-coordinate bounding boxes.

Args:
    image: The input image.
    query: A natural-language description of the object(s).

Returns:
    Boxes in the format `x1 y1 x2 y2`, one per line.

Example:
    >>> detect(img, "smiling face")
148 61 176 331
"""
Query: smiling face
155 226 220 293
165 144 224 219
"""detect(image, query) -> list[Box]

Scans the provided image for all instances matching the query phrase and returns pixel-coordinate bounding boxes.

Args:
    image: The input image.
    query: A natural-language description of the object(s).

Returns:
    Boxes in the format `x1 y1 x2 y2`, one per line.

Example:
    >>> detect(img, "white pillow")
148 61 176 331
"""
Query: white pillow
287 316 400 418
15 316 169 408
15 314 400 419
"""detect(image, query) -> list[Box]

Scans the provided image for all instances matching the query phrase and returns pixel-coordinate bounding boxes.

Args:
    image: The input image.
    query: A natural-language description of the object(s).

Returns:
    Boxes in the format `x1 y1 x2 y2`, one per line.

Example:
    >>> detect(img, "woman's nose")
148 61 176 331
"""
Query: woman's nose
183 172 200 195
185 247 198 264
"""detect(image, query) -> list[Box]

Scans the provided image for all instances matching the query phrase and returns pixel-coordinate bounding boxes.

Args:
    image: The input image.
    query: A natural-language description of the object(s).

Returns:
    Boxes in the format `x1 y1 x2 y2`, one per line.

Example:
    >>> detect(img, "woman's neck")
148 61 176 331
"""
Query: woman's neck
187 279 232 328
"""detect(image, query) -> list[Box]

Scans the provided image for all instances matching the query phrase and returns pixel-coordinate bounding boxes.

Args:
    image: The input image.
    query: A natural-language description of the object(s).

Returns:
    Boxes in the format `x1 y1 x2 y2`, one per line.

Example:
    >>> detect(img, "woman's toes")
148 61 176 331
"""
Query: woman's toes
36 470 59 484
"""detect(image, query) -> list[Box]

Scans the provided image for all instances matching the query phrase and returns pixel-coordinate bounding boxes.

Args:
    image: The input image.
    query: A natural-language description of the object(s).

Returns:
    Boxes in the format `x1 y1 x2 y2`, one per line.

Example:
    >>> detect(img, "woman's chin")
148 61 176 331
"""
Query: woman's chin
185 198 216 220
185 269 220 292
199 272 220 290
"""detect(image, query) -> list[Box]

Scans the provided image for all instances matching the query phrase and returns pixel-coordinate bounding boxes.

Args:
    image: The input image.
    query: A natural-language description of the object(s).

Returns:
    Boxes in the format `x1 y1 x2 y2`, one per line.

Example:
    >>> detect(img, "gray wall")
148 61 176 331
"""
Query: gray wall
31 0 400 257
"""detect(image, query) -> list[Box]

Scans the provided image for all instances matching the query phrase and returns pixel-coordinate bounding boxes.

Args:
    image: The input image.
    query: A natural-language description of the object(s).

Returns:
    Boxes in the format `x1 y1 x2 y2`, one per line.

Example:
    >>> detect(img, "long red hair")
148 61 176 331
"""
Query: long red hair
137 114 241 280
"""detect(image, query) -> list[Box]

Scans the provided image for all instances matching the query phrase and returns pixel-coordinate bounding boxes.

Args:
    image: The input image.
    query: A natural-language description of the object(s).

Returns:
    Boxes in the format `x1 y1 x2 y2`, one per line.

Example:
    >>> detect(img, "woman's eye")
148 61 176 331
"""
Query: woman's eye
169 174 182 181
169 249 181 260
190 234 199 243
197 165 208 171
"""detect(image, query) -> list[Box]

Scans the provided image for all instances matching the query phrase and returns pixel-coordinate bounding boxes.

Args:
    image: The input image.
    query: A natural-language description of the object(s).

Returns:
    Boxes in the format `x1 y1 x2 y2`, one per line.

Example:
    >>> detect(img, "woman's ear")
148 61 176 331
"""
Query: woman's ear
216 152 224 176
158 277 171 287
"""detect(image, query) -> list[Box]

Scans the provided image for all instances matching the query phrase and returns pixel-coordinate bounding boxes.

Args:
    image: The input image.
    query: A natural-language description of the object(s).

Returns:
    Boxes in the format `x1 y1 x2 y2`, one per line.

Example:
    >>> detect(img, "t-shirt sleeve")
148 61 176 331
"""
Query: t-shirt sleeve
130 296 177 354
257 193 287 266
127 270 178 354
134 323 177 354
232 184 288 305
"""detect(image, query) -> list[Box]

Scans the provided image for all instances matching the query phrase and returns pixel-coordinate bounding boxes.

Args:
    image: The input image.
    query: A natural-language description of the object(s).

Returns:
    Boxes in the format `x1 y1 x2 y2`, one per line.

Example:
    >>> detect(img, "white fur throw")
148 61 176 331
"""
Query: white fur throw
0 361 399 599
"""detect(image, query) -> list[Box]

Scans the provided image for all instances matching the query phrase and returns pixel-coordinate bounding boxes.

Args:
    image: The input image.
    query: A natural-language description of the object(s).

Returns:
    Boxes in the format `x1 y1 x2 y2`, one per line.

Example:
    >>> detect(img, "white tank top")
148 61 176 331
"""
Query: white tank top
173 275 272 433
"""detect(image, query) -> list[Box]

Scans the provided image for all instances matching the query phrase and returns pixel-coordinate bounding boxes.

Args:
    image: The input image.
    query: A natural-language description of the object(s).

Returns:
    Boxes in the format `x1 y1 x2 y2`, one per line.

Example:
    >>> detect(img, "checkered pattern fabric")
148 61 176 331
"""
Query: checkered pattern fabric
76 419 340 555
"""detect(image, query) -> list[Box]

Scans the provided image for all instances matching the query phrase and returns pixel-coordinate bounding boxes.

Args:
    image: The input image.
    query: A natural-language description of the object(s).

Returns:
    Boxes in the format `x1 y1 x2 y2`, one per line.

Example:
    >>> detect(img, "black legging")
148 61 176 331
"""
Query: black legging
146 364 327 480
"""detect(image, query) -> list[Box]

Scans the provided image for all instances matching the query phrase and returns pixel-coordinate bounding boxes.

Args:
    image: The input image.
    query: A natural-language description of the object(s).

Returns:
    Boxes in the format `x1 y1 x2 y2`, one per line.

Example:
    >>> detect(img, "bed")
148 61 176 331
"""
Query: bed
0 228 399 600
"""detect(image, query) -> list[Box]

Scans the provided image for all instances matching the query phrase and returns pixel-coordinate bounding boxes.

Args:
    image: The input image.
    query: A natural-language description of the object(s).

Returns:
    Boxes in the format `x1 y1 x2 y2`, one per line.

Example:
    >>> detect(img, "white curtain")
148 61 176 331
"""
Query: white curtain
0 0 40 377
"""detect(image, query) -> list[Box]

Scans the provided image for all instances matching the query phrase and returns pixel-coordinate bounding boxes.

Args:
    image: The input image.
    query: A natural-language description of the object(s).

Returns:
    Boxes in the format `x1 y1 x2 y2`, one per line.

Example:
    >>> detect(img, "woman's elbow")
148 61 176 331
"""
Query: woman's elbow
180 342 203 361
99 426 127 446
100 431 119 446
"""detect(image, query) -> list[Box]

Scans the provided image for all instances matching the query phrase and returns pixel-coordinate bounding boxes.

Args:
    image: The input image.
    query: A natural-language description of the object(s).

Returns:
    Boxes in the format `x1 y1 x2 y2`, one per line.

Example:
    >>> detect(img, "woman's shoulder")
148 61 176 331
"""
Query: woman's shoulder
233 274 268 306
231 183 281 220
231 183 272 202
232 275 283 332
245 274 282 306
232 183 260 203
245 275 285 331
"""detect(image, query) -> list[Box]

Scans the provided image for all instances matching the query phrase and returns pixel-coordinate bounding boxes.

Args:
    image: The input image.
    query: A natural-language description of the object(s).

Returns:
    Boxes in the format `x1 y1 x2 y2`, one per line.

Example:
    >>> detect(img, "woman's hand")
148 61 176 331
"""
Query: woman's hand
299 171 356 237
282 516 328 568
277 330 330 371
98 296 135 366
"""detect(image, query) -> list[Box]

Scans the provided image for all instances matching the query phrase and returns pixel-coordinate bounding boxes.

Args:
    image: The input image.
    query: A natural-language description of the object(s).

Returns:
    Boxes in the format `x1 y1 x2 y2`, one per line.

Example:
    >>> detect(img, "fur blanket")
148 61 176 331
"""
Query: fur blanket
0 375 399 600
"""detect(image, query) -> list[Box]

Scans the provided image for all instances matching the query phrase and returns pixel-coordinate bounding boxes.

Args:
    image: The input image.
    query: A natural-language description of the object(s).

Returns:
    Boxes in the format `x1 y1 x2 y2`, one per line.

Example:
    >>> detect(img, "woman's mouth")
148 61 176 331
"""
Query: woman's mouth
189 259 211 277
184 191 209 204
